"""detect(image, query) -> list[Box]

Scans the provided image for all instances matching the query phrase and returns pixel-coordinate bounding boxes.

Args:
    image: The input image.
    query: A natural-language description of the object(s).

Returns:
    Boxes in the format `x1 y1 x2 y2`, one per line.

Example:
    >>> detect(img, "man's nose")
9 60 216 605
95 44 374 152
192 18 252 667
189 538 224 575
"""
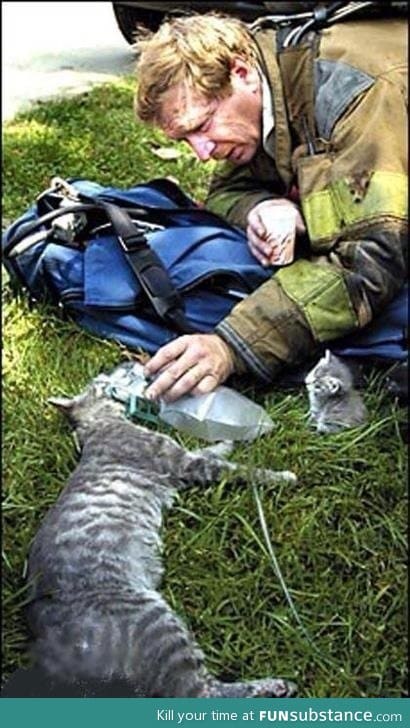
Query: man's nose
186 133 216 161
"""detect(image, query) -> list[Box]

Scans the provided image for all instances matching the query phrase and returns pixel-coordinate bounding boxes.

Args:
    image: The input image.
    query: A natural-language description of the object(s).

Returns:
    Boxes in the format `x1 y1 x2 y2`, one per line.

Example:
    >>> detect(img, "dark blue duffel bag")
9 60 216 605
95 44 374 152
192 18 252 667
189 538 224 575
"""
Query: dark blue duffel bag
2 176 407 361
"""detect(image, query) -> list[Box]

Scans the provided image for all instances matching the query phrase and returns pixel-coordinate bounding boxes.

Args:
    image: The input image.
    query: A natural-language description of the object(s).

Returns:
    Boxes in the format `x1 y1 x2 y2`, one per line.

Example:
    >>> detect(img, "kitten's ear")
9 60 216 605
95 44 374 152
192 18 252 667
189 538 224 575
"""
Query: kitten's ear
326 349 343 366
47 396 74 412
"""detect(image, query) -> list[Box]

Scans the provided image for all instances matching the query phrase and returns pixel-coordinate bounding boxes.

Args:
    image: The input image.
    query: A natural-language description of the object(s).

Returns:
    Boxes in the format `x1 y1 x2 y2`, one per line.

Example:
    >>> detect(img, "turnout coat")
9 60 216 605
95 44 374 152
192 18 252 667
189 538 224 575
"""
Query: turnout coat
207 18 407 381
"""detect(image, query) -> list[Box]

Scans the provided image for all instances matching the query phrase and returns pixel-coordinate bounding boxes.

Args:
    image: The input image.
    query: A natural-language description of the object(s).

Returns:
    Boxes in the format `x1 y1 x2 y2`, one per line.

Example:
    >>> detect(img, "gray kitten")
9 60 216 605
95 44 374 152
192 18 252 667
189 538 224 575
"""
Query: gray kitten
305 350 367 434
26 379 297 698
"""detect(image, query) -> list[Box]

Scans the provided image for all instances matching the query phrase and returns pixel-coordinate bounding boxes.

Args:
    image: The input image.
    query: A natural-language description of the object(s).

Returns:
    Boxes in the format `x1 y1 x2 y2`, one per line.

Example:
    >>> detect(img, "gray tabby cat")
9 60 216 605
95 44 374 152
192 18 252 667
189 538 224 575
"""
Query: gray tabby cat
305 349 367 434
26 379 297 698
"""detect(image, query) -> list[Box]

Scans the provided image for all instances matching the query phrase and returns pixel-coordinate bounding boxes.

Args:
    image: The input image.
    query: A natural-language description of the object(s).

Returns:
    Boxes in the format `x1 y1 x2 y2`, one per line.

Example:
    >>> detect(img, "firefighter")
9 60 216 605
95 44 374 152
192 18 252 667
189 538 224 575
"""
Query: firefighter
134 11 407 401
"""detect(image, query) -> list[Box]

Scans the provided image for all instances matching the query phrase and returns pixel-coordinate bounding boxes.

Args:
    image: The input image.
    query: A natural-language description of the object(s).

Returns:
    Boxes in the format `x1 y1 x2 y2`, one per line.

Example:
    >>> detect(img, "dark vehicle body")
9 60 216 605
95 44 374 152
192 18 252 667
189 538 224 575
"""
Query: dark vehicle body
112 2 319 43
112 1 405 45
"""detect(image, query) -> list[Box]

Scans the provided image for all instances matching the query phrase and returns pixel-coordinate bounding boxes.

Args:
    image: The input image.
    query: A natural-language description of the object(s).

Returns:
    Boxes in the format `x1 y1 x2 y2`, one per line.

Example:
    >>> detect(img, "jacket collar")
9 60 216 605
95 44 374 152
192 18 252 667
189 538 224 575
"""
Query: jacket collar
253 27 293 187
261 70 275 155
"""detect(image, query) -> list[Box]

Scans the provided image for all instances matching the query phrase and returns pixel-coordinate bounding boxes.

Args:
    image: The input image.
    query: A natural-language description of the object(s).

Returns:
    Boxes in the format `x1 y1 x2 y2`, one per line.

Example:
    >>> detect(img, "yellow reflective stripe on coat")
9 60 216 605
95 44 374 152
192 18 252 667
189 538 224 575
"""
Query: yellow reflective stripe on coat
302 171 408 242
276 259 358 342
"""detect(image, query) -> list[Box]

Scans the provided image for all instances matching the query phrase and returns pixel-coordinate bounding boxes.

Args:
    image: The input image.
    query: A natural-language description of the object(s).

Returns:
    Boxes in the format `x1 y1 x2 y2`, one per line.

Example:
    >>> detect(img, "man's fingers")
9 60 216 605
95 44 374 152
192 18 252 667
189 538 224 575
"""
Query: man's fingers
144 336 190 377
157 363 212 402
145 351 200 400
192 374 220 396
247 209 266 239
247 226 272 266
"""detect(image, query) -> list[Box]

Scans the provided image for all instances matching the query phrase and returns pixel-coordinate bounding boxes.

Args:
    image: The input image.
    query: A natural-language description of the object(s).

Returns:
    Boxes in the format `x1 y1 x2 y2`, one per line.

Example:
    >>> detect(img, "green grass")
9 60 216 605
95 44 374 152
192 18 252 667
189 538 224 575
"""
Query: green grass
2 79 408 697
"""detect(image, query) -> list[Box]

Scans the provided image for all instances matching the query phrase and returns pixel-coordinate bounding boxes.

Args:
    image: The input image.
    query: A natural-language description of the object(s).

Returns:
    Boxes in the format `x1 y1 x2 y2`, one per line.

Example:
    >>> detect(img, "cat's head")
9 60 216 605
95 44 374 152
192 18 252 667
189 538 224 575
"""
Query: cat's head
48 377 125 432
304 349 353 397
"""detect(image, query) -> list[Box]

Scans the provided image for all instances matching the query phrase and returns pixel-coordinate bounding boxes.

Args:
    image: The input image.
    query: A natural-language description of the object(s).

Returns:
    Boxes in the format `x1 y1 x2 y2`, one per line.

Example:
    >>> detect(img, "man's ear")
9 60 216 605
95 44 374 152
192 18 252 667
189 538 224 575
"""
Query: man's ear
230 57 259 90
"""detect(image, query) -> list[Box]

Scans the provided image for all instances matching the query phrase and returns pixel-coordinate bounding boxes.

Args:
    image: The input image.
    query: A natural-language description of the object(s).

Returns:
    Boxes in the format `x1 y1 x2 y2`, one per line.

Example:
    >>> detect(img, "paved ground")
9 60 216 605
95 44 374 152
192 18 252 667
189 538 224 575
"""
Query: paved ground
2 1 135 121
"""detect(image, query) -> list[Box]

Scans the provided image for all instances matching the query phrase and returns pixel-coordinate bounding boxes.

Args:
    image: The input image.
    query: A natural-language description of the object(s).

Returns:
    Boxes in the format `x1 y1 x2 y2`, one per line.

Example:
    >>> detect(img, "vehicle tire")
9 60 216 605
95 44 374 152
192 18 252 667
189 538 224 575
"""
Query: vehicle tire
112 4 164 44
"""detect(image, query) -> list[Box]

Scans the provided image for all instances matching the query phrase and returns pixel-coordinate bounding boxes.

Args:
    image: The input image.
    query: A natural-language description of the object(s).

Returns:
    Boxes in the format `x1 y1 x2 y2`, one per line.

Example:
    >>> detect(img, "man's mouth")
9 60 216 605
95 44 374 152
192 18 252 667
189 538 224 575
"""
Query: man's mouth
211 145 235 162
211 145 247 164
227 146 243 163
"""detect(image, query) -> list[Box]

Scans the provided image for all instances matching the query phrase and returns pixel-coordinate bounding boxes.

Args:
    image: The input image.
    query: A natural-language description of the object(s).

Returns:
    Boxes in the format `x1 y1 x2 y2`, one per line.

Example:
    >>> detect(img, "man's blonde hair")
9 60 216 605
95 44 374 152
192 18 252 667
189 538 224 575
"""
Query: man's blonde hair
134 13 257 124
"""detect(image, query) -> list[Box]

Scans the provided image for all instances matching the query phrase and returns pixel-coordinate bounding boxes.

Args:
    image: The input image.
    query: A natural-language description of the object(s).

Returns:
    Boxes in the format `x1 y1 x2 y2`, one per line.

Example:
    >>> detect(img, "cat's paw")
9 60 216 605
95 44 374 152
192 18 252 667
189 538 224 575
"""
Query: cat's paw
246 677 298 698
254 469 297 484
205 676 297 698
195 441 234 459
317 420 345 434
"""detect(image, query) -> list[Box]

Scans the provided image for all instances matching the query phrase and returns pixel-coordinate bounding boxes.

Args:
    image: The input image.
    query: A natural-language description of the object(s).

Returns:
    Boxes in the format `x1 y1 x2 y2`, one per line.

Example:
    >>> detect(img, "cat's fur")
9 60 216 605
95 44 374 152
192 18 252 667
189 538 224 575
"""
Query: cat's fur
26 379 297 698
305 350 367 434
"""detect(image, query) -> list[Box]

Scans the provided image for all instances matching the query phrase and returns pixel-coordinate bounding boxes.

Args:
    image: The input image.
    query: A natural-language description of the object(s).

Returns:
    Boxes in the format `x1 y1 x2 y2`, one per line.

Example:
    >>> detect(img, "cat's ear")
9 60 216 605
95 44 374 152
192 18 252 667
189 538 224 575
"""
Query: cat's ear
326 349 343 366
90 379 109 398
47 396 75 412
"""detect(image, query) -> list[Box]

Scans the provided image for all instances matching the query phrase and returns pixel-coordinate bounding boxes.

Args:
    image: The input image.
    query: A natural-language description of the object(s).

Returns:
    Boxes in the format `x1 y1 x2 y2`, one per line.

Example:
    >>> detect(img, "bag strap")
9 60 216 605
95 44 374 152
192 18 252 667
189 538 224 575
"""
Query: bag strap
4 198 196 335
3 203 97 256
4 201 236 258
98 200 195 334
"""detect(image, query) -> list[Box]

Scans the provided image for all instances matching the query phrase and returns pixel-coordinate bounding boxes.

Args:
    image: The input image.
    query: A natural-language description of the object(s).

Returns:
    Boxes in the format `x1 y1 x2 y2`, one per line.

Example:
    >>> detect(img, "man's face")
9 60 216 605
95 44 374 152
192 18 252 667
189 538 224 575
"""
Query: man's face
158 58 262 165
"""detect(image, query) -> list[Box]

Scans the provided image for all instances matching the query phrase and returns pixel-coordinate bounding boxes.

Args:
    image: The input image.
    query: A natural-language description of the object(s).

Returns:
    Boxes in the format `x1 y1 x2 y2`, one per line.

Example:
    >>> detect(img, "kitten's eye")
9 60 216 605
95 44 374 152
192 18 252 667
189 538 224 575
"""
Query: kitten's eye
326 376 340 394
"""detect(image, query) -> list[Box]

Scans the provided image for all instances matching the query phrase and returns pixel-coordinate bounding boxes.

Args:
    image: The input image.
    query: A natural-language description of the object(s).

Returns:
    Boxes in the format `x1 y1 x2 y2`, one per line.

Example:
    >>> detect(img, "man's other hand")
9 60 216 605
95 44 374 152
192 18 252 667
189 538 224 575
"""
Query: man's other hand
247 198 306 266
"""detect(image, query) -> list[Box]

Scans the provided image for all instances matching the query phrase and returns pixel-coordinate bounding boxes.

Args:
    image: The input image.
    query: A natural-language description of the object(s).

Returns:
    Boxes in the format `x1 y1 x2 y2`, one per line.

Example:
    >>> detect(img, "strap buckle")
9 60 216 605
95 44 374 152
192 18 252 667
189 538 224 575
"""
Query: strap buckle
98 363 162 427
117 232 148 253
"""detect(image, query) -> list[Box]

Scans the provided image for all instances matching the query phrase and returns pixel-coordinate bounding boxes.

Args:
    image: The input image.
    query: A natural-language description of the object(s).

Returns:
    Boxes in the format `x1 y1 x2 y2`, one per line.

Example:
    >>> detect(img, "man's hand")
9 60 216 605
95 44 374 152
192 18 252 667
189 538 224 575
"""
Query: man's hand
144 333 235 402
247 198 306 266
